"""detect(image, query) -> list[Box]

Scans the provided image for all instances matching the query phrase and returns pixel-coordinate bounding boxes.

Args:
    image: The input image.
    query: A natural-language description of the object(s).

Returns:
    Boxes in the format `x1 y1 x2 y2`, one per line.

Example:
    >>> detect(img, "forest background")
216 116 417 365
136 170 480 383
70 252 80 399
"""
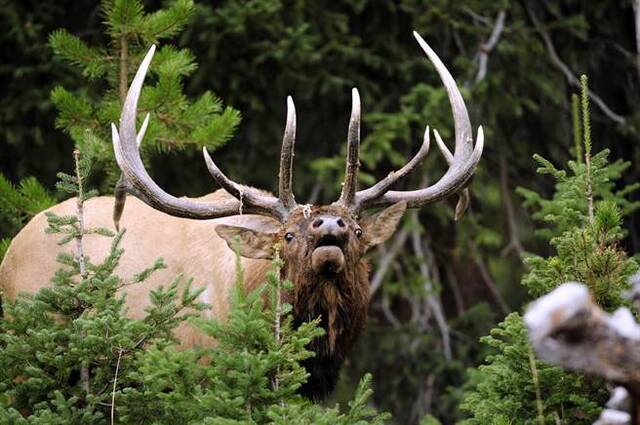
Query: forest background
2 1 640 424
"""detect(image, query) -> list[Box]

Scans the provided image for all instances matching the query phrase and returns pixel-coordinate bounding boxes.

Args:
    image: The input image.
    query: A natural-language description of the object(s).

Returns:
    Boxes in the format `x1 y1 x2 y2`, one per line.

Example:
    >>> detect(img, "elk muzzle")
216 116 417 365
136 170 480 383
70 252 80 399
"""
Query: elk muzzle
310 216 348 275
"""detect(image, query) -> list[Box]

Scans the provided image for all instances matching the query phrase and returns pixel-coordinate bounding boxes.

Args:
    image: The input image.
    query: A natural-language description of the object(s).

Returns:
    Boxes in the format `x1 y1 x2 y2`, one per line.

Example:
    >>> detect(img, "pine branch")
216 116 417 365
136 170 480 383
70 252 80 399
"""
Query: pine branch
581 75 595 224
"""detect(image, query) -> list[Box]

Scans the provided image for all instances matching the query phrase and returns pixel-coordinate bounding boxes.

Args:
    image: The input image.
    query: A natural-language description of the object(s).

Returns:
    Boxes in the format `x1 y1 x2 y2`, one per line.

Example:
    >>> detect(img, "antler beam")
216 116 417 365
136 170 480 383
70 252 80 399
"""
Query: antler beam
279 96 297 209
113 32 483 225
337 88 361 207
112 45 296 226
344 32 484 214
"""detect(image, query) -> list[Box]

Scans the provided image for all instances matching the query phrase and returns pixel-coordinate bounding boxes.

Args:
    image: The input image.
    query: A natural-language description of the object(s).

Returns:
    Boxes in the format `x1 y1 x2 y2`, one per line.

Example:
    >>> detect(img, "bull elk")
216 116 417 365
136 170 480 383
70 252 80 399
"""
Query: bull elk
0 32 483 398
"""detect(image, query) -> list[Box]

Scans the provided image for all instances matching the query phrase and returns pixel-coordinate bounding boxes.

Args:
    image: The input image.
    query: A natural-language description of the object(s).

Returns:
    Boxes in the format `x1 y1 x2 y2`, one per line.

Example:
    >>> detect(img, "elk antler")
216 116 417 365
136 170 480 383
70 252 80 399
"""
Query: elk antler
112 45 297 226
337 88 361 207
337 32 484 214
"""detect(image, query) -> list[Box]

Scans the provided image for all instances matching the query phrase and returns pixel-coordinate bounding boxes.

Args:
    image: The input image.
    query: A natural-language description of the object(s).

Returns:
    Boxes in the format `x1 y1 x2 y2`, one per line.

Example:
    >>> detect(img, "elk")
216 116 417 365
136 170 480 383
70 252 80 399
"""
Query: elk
0 32 483 399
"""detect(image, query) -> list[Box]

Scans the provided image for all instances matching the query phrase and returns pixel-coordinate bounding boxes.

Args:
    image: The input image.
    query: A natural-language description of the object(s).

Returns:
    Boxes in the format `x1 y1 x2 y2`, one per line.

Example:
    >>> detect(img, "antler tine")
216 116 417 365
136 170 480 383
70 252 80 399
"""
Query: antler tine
337 88 361 207
112 45 284 224
432 129 453 164
353 32 484 212
433 129 472 220
353 126 431 209
113 113 150 230
201 148 283 216
135 113 150 147
278 96 297 210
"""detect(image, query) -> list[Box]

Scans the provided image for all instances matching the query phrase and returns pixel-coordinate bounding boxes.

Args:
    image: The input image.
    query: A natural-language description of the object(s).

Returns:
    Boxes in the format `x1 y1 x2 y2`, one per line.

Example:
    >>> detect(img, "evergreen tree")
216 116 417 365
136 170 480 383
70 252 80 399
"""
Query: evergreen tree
117 248 390 424
0 148 204 422
49 0 240 188
461 77 639 424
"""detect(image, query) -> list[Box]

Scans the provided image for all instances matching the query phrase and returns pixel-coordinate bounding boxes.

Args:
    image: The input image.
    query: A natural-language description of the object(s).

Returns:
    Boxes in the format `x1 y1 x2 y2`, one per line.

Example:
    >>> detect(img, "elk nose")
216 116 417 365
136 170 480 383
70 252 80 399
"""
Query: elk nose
311 216 347 236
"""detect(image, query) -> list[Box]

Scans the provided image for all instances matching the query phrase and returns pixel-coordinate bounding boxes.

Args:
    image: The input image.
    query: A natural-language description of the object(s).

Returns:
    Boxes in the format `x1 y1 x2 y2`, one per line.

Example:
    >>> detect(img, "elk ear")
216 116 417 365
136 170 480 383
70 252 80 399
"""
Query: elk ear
215 224 278 260
360 201 407 251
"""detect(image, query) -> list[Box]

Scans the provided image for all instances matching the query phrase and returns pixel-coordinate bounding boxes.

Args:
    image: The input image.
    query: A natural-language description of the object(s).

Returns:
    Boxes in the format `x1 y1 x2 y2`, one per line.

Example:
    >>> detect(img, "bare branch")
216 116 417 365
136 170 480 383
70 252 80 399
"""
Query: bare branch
411 211 452 361
475 10 506 83
498 148 524 258
370 227 409 296
461 7 493 26
633 0 640 82
381 291 401 327
445 264 465 315
111 348 123 425
526 5 626 125
594 387 632 425
470 239 510 315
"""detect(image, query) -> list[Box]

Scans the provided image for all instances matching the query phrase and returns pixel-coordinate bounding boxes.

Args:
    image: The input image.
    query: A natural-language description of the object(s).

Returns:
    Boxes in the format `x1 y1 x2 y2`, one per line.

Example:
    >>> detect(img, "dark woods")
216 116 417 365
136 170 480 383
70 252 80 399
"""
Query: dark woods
2 1 640 424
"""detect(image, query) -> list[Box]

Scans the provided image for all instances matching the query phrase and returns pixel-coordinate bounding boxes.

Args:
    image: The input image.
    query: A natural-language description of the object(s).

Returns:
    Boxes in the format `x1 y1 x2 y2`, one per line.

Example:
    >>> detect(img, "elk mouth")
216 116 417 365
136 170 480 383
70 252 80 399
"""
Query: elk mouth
311 235 345 275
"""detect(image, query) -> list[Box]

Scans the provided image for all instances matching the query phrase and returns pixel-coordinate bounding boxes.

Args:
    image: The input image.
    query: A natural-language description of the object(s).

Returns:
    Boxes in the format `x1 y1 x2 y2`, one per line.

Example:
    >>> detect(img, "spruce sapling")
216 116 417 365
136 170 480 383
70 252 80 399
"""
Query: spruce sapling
0 147 204 423
462 76 638 424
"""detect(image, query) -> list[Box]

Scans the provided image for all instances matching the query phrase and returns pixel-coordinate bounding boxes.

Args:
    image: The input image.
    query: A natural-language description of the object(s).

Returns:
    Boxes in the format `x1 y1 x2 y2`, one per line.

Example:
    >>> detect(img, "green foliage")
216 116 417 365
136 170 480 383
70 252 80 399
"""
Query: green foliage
118 251 389 424
0 175 55 226
0 150 202 422
48 0 240 188
0 174 56 260
348 302 496 424
517 77 639 306
517 150 640 240
522 200 637 308
460 313 606 424
462 78 637 423
4 1 640 423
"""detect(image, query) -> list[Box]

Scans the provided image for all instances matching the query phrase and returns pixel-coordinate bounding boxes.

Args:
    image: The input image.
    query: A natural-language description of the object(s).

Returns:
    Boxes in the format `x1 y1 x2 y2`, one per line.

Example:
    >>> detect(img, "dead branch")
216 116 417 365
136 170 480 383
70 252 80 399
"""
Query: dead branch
499 147 525 258
370 227 409 296
633 0 640 82
594 387 632 425
462 7 493 26
470 239 510 315
525 282 640 389
411 212 452 361
525 282 640 399
445 264 465 315
526 4 626 125
475 10 506 83
381 291 401 327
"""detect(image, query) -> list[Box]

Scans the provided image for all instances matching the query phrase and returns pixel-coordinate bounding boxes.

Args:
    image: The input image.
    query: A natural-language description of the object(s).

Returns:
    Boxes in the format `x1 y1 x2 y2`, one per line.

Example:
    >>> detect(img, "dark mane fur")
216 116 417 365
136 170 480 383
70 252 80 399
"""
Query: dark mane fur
283 249 370 399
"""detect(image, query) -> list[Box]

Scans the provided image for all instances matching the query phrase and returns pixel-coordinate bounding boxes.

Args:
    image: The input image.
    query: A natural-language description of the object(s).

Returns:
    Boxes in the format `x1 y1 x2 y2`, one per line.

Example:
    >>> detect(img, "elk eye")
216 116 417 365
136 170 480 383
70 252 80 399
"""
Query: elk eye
284 232 295 242
355 228 363 238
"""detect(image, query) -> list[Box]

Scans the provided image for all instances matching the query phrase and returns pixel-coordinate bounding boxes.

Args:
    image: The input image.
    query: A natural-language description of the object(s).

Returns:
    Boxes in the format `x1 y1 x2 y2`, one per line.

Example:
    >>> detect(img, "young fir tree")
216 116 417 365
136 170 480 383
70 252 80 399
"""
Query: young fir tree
116 248 390 424
49 0 240 188
0 148 205 422
460 76 639 424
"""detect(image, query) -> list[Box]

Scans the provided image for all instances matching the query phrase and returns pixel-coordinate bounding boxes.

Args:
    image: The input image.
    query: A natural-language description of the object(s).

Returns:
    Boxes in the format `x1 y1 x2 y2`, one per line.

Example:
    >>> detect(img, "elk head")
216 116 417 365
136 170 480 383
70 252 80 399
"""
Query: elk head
111 31 484 398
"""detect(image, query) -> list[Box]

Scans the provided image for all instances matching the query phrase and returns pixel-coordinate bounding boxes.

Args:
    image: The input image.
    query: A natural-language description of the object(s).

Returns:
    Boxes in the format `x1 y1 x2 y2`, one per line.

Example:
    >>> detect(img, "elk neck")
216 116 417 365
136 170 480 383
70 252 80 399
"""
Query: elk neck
282 255 371 399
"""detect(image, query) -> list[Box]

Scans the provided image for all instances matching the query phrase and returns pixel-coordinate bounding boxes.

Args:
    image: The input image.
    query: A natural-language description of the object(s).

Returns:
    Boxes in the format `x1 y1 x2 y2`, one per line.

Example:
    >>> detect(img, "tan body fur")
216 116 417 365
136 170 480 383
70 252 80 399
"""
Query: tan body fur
0 191 276 348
